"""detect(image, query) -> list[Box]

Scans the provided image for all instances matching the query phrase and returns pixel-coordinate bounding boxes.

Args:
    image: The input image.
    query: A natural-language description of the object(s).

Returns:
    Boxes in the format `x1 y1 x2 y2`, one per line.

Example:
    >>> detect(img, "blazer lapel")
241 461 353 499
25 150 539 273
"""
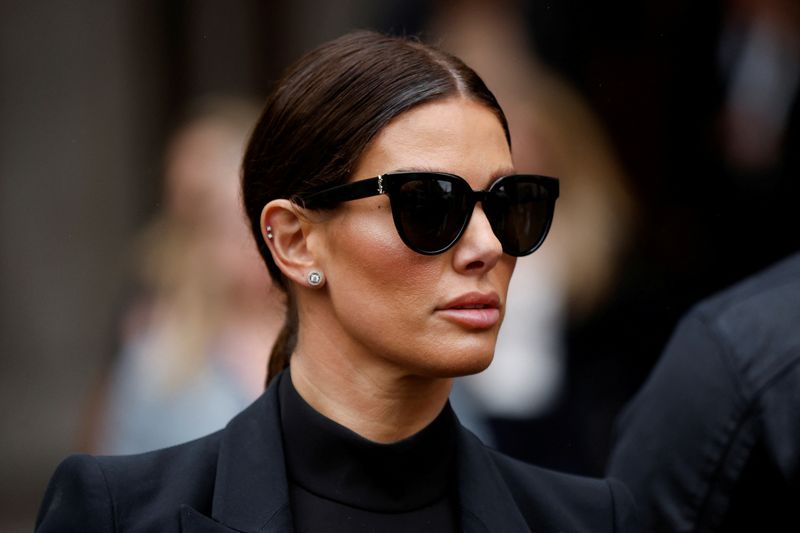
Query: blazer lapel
456 423 531 533
183 372 294 533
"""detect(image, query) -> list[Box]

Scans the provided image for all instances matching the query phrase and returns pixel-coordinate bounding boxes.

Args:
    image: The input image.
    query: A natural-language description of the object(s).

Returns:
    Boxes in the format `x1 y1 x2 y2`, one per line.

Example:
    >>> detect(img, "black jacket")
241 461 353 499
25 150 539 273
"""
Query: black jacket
38 372 639 532
607 252 800 532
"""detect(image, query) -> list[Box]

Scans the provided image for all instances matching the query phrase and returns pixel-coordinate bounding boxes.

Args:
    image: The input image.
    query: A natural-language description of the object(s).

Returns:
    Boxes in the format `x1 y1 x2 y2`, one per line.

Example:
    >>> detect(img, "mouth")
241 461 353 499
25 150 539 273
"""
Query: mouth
436 292 501 329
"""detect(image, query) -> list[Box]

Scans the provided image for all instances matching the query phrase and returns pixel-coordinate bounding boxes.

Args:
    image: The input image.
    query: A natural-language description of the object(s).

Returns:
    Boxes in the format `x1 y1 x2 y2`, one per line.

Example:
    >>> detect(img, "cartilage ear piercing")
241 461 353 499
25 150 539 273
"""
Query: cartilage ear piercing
266 225 273 240
307 270 324 287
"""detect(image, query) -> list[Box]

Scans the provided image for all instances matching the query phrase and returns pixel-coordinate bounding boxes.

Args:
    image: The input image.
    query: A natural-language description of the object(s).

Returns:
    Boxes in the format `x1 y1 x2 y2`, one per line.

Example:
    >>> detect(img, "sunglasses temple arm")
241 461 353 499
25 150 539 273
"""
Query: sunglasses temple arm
295 177 383 209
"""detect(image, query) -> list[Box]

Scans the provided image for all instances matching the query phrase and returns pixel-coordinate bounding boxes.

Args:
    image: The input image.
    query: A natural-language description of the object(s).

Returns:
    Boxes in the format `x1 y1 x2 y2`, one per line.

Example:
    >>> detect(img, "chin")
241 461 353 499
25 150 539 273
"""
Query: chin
416 346 495 379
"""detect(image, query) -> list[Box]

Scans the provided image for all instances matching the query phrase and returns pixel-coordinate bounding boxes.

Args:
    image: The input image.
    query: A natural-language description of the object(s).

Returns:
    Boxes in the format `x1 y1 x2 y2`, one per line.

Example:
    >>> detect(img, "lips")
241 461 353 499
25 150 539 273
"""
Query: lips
436 292 501 329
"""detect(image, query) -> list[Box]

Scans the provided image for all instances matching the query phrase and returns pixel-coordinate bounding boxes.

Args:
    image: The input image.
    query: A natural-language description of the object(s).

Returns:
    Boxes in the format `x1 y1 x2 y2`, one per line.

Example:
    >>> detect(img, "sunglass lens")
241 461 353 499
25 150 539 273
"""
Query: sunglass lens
487 178 553 256
391 176 470 254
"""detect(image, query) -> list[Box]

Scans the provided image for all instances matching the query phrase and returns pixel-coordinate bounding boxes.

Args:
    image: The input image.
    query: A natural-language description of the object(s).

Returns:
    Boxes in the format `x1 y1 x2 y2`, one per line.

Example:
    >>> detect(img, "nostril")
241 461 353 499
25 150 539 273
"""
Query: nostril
465 260 485 270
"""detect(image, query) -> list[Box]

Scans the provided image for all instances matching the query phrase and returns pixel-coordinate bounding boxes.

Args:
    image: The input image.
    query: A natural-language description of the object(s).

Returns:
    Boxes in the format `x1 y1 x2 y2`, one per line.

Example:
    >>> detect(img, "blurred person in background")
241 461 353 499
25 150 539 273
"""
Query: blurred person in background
37 31 638 532
719 0 800 175
429 0 636 466
85 97 284 454
607 251 800 532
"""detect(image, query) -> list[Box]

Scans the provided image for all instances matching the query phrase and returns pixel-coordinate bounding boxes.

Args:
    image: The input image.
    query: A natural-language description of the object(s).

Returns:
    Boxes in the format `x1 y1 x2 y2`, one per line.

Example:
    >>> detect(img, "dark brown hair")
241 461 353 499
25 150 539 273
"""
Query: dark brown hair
242 30 510 386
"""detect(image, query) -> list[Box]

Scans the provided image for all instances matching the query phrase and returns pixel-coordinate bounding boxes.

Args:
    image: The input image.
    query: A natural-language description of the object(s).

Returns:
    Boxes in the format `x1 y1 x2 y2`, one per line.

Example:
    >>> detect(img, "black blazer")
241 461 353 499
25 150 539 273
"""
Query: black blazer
37 372 639 532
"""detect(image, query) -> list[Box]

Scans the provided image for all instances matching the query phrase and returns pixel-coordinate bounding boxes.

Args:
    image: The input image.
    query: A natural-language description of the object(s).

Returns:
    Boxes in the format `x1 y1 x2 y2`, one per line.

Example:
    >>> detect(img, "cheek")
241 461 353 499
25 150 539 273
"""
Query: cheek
324 208 444 321
498 261 516 321
317 206 516 377
496 256 516 292
333 220 441 304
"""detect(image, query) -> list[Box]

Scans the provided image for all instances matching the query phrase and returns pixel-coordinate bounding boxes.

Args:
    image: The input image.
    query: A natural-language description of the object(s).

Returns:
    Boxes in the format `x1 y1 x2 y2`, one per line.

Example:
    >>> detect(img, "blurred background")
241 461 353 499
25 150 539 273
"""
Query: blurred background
1 1 798 530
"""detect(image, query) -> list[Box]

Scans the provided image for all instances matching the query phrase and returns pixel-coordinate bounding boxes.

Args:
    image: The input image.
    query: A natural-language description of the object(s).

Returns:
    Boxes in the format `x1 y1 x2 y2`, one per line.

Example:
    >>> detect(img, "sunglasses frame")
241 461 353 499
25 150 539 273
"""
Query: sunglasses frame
294 171 559 256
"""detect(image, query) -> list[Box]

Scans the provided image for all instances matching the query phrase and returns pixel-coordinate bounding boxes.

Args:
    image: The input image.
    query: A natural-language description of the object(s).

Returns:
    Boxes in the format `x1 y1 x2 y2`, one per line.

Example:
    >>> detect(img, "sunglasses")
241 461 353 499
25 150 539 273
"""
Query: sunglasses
295 171 559 256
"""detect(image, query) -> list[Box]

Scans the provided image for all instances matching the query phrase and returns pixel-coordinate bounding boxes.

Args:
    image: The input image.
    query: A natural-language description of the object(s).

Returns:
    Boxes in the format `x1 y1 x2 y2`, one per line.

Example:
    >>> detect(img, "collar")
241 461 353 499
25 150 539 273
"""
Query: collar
180 371 529 533
279 371 455 512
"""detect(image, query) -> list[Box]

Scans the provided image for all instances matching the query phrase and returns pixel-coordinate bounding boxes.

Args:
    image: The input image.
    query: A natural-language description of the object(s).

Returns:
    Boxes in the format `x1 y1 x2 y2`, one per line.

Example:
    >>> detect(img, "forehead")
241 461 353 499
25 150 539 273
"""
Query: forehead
353 97 513 188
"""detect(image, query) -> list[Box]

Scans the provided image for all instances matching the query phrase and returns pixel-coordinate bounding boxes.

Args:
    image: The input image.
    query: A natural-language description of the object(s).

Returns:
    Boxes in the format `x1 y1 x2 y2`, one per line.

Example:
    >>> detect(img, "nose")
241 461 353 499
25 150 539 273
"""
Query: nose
452 204 503 273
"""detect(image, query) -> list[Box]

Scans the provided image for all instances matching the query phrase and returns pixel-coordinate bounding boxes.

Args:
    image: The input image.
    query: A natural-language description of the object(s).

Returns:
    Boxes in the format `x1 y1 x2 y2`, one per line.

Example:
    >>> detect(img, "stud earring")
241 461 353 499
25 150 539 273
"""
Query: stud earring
307 270 324 287
266 225 273 240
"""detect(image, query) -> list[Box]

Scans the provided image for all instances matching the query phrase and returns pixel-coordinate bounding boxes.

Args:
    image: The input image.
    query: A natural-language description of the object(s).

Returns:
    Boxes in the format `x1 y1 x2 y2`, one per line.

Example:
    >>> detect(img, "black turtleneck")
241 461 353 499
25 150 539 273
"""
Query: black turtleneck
279 373 459 532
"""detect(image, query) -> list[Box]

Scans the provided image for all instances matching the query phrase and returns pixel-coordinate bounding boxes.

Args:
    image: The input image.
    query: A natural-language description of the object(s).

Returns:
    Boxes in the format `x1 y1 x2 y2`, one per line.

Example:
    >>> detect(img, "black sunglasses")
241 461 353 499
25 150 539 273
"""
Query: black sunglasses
294 171 559 256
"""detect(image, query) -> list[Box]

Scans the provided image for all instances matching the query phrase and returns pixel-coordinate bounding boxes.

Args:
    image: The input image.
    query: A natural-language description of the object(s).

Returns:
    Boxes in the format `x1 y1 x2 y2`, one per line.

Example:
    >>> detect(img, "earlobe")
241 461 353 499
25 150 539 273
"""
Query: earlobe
260 200 318 286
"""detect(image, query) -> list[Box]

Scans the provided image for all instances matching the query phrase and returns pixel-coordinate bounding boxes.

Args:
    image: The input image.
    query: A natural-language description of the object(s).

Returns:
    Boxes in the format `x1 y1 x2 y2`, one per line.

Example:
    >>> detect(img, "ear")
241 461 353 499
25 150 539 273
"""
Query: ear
260 199 318 287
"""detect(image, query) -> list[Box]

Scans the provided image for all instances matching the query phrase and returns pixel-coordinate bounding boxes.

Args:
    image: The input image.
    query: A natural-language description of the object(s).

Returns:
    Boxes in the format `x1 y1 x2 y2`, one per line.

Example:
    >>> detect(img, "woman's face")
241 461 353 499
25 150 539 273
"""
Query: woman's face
308 97 516 379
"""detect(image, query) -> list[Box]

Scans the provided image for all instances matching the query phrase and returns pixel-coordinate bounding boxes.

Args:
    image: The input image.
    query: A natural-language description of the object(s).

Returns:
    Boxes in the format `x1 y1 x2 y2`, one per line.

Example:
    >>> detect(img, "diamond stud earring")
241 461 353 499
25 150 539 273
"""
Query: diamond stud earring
307 270 324 287
266 225 273 240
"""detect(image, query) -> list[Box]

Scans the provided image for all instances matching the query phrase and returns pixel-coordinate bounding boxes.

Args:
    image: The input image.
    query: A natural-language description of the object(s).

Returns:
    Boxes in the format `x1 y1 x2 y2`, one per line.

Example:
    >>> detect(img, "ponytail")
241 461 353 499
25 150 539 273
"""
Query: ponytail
265 291 297 386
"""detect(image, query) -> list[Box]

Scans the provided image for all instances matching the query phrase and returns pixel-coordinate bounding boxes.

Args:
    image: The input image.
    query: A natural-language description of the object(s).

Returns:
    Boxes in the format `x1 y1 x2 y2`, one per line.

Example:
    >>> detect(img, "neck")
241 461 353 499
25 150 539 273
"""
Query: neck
288 349 452 444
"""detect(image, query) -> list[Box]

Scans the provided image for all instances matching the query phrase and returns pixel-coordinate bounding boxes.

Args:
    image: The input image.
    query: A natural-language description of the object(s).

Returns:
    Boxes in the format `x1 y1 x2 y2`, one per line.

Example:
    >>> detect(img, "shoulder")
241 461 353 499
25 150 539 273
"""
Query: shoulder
36 431 223 532
615 251 800 414
607 253 800 530
487 449 639 532
36 454 114 532
696 251 800 319
608 255 800 452
677 251 800 393
690 251 800 347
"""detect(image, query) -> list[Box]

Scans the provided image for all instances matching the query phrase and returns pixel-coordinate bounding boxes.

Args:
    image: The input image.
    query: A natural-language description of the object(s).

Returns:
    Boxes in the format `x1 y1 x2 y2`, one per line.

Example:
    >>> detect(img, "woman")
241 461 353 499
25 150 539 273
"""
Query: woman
36 31 638 532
